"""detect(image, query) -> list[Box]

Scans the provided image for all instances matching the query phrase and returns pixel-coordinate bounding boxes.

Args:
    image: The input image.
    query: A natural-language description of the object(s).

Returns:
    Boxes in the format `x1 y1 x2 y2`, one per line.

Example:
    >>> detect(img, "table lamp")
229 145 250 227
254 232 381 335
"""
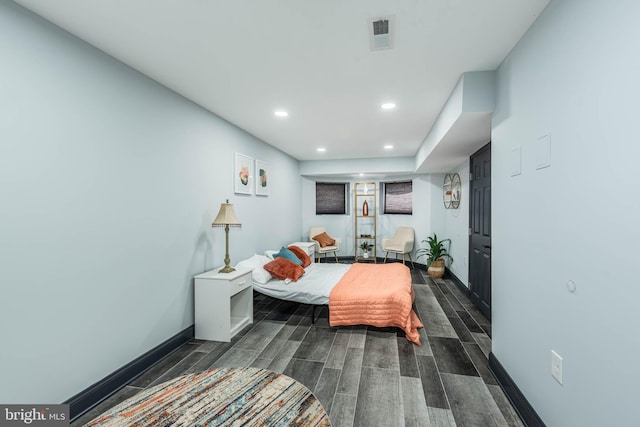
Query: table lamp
211 199 241 273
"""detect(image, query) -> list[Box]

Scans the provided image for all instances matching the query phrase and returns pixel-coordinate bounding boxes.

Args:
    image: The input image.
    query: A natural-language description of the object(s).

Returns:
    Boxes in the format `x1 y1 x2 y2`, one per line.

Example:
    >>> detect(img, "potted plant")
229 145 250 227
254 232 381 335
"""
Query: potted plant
416 233 452 278
359 241 372 258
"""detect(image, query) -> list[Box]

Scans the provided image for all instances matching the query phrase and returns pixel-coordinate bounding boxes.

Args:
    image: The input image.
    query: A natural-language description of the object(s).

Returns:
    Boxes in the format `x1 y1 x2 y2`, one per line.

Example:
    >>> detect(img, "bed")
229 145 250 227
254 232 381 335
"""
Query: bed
242 250 423 345
253 262 350 305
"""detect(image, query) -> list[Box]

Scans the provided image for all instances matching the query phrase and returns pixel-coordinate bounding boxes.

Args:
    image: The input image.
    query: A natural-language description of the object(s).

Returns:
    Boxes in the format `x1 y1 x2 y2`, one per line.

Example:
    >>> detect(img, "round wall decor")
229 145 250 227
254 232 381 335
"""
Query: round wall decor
443 173 461 209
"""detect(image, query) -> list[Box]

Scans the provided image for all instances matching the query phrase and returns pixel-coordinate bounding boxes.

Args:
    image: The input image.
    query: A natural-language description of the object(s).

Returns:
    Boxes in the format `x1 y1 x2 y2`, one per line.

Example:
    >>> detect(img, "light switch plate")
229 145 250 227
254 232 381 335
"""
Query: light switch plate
536 134 551 169
551 350 563 385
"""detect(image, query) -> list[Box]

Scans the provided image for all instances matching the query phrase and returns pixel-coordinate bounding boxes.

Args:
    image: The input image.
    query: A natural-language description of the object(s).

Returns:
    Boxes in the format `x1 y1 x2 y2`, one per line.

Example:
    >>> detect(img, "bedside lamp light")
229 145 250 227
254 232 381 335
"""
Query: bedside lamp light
212 199 242 273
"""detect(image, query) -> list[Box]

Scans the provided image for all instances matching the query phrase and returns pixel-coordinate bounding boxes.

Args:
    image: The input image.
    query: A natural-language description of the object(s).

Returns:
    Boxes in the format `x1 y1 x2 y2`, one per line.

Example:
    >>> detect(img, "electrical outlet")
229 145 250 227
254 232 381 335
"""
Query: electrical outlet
551 350 563 385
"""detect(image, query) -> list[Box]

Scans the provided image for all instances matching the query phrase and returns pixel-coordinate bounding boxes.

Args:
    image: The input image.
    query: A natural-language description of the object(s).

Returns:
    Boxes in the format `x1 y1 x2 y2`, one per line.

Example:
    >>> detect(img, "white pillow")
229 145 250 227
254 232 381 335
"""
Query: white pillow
264 250 278 260
236 254 272 284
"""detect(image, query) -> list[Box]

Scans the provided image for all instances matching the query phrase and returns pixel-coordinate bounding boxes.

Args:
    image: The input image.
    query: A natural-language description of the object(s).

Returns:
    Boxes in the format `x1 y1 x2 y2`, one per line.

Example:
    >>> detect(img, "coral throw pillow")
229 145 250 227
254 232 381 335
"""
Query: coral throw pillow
287 245 312 268
312 232 335 248
263 258 305 282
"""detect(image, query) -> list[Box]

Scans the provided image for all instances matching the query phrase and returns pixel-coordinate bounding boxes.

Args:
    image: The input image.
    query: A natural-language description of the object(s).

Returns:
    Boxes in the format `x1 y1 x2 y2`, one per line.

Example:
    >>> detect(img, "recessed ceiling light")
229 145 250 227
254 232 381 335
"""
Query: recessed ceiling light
381 102 396 110
317 147 326 152
359 173 365 176
274 110 288 117
384 144 394 150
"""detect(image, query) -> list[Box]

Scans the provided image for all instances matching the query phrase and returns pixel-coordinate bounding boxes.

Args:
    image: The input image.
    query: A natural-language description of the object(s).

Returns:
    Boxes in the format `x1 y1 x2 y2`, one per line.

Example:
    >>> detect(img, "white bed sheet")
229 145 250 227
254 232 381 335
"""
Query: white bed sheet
253 263 351 305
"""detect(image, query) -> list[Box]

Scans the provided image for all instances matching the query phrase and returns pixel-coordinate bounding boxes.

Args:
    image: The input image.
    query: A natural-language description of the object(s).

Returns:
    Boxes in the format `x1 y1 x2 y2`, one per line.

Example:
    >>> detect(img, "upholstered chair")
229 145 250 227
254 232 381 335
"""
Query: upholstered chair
309 226 341 263
382 227 415 268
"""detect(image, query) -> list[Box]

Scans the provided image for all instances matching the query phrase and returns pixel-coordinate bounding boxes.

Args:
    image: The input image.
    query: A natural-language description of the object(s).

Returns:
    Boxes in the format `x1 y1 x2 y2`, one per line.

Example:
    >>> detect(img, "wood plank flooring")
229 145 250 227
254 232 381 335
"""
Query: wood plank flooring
73 267 524 427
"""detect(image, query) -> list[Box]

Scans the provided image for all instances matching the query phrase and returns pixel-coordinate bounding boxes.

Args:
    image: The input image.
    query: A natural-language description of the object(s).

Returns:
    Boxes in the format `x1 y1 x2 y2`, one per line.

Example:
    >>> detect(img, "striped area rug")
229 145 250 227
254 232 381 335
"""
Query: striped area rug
85 367 331 426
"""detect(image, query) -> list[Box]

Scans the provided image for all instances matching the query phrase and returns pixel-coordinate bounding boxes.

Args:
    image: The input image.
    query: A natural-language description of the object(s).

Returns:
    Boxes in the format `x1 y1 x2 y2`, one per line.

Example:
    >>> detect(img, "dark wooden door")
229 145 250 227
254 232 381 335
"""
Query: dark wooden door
469 142 492 319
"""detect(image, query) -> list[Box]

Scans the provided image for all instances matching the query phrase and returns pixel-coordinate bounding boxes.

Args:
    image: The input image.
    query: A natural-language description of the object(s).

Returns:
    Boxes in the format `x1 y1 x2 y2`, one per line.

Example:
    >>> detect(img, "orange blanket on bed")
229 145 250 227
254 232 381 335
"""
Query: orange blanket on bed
329 263 423 345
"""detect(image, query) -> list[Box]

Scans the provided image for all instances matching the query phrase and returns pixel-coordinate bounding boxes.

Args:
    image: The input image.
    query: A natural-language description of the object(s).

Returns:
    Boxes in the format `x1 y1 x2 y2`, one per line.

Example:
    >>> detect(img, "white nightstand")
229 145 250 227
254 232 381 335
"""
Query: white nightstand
194 268 253 342
289 241 316 263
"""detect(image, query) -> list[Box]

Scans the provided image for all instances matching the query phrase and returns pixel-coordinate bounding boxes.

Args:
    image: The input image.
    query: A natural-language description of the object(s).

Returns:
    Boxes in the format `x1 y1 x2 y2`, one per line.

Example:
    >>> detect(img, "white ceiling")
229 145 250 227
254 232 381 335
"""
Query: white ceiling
14 0 549 165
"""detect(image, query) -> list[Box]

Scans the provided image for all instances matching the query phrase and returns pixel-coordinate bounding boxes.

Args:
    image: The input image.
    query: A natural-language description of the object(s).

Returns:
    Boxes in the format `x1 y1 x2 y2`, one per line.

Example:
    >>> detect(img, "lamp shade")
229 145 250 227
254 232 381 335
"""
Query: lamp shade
212 200 241 228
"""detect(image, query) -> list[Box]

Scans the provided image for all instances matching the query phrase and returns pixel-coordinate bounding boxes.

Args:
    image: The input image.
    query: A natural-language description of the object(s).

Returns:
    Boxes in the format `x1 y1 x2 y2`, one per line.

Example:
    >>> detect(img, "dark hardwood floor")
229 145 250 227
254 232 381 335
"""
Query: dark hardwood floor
73 265 523 427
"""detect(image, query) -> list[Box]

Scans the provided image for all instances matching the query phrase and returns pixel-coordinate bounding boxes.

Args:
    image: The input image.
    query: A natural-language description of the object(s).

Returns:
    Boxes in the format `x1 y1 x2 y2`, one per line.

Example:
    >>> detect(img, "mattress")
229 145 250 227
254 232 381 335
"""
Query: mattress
252 263 351 305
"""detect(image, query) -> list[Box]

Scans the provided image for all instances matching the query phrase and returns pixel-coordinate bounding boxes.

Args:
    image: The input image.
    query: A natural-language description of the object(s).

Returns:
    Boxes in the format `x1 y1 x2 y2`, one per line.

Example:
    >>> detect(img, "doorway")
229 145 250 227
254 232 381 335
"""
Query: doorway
469 142 492 319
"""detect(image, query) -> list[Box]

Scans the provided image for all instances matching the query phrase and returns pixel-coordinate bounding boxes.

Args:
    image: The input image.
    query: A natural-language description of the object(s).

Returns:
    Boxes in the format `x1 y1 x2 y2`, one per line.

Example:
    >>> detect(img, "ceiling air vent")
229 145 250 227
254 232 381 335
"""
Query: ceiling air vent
369 15 394 51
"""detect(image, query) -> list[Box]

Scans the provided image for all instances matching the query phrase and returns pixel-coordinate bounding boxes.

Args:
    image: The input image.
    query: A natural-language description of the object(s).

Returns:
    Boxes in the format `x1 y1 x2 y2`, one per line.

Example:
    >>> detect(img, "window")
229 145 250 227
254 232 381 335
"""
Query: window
316 182 348 214
383 181 412 214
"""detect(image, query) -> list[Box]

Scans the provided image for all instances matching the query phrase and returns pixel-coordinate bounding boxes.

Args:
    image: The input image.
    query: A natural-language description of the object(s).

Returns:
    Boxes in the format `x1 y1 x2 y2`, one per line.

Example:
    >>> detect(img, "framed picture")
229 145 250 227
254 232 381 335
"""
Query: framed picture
255 160 270 196
234 152 253 195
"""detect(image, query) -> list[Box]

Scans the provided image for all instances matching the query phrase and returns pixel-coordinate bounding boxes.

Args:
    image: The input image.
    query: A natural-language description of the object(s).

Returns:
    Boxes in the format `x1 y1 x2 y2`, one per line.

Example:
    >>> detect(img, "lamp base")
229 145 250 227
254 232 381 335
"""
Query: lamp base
218 265 236 274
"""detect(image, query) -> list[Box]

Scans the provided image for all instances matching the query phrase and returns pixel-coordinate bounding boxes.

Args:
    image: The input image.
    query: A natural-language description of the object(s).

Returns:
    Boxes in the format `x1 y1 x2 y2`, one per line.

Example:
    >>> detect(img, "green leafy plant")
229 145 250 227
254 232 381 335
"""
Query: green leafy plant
359 241 372 252
416 233 453 267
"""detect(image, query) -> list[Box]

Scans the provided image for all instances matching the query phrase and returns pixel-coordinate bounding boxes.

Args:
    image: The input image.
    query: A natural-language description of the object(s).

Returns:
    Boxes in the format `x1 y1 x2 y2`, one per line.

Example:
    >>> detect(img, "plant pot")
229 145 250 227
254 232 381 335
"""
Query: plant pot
427 258 445 278
363 251 369 258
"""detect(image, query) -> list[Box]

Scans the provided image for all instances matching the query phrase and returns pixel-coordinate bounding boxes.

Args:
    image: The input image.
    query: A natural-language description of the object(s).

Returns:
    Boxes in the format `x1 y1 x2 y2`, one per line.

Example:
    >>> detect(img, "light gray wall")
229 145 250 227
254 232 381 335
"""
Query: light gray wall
492 0 640 425
0 1 300 403
461 71 496 113
300 157 415 176
301 175 441 263
443 160 470 285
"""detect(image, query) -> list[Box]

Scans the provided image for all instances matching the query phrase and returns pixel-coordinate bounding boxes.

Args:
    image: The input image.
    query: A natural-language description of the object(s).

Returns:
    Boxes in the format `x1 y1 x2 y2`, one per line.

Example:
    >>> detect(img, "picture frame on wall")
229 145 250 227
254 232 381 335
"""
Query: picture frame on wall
234 152 253 195
255 160 270 196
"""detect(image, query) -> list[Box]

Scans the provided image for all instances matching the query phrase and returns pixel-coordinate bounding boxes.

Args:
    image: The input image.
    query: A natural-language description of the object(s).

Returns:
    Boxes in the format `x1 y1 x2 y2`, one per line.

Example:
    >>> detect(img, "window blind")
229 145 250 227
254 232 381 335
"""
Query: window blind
316 182 347 214
383 181 412 214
